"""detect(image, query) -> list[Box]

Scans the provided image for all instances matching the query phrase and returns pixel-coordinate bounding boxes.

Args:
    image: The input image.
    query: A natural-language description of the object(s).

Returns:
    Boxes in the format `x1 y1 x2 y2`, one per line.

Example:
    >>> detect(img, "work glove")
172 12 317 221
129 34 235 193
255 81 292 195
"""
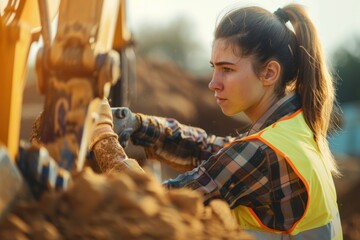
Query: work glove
88 99 144 174
111 107 140 148
89 98 118 150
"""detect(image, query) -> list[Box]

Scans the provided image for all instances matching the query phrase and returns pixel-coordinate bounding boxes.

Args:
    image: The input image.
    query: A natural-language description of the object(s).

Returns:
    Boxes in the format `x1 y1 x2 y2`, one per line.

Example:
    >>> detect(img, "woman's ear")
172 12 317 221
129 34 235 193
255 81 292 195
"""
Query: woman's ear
261 60 281 86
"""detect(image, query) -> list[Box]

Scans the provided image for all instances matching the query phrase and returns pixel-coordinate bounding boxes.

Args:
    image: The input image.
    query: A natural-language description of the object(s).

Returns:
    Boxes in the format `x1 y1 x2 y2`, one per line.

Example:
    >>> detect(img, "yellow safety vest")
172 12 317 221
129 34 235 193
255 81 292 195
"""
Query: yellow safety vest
229 110 343 239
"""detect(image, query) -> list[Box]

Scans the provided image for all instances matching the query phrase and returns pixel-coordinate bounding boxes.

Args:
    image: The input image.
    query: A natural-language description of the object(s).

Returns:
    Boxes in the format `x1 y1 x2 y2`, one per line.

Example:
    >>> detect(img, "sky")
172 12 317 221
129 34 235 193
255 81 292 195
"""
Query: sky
127 0 360 60
21 0 360 78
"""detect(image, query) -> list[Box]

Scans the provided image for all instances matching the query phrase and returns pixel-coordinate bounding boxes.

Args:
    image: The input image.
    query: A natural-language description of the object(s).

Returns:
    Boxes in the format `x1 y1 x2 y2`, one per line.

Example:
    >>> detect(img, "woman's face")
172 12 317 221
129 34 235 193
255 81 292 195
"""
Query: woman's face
209 39 267 120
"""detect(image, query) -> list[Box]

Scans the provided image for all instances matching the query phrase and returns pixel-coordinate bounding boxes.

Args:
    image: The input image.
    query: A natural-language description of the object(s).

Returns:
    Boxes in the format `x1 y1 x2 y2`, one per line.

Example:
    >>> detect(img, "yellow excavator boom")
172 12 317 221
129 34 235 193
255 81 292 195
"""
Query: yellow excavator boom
0 0 59 159
0 0 134 218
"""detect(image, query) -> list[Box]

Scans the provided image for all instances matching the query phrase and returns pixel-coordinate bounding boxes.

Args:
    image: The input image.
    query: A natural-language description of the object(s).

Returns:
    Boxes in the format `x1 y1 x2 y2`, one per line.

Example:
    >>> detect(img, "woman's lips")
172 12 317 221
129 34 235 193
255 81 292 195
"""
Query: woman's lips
215 96 227 105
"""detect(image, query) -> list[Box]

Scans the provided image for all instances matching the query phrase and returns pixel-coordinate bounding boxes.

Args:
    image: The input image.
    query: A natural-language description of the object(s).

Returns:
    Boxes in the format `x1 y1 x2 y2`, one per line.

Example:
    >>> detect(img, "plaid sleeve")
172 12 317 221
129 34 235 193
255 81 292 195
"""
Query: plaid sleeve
163 139 308 231
131 115 233 171
163 140 269 204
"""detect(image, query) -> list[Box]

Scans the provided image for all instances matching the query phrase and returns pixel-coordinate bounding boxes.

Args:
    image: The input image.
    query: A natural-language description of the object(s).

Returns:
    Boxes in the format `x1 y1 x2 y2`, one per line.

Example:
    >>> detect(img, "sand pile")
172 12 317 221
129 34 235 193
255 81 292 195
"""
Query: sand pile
0 167 254 240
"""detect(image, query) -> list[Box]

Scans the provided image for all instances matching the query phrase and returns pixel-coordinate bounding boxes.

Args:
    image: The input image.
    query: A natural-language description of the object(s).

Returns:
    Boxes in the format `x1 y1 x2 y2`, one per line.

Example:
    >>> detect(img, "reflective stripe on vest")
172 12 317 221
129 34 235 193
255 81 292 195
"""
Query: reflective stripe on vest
229 110 343 239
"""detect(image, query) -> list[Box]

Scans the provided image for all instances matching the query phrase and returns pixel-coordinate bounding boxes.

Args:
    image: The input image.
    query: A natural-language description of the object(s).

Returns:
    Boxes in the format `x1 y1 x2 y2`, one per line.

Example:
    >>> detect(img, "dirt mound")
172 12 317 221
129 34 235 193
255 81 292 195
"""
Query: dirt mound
20 57 249 177
0 168 254 240
125 57 248 136
21 57 248 141
116 57 248 170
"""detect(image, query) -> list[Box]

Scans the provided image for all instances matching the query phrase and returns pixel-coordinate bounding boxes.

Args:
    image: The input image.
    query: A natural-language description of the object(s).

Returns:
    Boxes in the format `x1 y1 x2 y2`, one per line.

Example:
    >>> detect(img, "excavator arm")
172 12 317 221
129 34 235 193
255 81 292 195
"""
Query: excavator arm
0 0 135 218
0 0 58 159
0 0 59 219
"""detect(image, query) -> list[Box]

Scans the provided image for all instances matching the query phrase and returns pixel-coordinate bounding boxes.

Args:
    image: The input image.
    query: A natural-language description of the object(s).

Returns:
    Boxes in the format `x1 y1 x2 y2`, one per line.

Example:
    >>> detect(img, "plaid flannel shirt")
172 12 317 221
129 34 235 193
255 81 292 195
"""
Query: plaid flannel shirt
131 92 308 231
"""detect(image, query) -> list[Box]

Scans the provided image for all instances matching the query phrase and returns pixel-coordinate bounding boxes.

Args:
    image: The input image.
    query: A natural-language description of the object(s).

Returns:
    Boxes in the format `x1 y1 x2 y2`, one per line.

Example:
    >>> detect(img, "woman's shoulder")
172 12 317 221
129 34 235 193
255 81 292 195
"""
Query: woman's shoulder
220 137 275 161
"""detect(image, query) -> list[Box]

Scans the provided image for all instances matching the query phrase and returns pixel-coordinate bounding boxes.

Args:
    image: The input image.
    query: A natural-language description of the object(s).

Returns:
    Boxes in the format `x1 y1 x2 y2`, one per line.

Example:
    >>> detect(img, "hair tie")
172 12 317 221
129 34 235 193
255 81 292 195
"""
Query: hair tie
274 8 289 24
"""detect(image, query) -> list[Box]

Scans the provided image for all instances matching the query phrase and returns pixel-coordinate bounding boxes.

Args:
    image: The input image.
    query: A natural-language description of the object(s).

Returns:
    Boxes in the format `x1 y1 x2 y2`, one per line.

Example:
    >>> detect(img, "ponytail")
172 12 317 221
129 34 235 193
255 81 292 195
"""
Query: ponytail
214 4 341 176
283 5 341 176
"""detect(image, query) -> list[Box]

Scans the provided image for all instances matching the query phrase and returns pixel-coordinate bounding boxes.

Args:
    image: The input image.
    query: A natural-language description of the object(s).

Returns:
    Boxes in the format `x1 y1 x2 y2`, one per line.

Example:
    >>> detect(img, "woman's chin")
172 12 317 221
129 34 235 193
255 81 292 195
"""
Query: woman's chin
221 108 239 116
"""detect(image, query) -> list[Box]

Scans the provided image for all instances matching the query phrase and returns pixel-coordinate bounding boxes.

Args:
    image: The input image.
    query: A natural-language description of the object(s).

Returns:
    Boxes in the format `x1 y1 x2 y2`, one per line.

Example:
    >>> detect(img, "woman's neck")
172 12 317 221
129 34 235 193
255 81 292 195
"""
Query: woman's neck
245 93 279 123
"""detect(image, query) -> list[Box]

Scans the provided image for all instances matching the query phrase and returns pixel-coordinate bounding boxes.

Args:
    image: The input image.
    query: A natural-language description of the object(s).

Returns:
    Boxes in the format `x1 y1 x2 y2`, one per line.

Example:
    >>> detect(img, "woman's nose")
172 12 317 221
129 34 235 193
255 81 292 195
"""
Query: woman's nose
208 76 223 91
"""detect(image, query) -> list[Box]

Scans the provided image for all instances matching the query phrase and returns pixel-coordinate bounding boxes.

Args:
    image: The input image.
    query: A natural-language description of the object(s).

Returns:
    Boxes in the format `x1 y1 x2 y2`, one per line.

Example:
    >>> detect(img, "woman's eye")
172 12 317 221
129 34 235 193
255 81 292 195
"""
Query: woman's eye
223 67 233 72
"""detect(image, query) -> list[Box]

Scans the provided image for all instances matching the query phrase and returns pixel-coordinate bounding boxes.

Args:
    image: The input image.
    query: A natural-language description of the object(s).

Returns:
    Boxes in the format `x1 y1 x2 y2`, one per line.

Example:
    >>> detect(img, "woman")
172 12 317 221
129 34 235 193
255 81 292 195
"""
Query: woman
90 4 343 239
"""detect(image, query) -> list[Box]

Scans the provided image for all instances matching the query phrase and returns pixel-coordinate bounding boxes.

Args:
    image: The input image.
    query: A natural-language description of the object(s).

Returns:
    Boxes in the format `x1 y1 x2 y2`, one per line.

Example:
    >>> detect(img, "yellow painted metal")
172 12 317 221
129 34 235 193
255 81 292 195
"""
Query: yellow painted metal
0 8 35 160
56 0 120 54
0 0 121 160
112 0 131 49
97 0 120 53
0 0 59 160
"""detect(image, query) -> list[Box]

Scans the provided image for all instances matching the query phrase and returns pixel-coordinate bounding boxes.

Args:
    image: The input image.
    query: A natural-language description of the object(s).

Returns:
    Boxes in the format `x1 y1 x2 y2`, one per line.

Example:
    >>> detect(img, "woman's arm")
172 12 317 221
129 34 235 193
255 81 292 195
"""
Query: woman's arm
162 140 270 205
131 114 235 172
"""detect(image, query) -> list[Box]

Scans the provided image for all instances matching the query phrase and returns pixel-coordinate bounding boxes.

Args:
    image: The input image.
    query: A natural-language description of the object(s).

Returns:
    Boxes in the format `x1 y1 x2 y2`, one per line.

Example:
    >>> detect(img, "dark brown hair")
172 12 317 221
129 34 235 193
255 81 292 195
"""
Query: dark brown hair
215 4 340 176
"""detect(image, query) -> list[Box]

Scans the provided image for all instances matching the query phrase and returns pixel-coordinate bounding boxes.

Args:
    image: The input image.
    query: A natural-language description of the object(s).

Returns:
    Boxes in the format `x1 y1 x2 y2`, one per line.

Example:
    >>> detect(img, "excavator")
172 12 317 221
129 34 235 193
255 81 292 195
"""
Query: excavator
0 1 257 239
0 0 135 218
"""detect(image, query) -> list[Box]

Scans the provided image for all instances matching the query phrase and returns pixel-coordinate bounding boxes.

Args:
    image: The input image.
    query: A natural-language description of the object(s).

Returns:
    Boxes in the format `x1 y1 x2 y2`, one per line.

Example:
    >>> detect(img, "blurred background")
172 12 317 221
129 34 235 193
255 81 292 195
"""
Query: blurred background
20 0 360 239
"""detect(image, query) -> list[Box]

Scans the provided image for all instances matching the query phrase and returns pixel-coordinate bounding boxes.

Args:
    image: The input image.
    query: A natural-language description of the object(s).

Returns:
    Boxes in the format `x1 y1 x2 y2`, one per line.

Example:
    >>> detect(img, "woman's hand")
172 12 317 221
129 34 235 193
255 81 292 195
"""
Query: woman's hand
89 98 118 150
111 107 140 148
